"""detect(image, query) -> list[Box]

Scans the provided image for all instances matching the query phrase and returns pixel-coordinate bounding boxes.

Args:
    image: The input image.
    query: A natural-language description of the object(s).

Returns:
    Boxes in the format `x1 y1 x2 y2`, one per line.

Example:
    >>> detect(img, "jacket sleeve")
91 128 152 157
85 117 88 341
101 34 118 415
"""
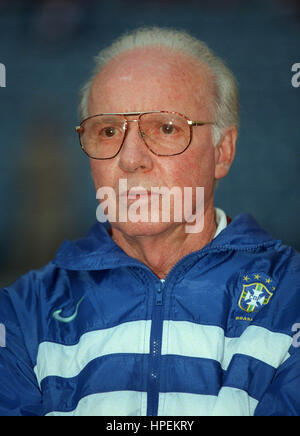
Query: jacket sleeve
254 344 300 416
0 288 42 416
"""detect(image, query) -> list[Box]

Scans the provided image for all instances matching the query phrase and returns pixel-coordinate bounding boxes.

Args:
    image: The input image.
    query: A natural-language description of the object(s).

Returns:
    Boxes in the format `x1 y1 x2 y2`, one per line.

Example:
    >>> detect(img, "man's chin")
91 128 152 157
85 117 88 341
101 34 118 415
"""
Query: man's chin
110 220 180 238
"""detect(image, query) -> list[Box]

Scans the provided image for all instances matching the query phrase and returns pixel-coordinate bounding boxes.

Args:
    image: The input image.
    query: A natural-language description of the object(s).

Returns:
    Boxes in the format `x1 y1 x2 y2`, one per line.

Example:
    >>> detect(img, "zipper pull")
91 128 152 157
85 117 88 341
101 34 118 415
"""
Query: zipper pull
156 280 165 305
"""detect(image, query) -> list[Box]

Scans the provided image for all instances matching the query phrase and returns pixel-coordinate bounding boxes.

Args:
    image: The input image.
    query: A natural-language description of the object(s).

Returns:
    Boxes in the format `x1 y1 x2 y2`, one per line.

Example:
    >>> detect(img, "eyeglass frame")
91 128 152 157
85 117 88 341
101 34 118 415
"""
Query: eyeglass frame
75 110 215 159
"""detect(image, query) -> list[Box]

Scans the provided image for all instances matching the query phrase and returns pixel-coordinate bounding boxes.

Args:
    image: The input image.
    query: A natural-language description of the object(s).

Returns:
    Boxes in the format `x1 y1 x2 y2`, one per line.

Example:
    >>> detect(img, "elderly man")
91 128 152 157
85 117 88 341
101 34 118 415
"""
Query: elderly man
0 27 299 417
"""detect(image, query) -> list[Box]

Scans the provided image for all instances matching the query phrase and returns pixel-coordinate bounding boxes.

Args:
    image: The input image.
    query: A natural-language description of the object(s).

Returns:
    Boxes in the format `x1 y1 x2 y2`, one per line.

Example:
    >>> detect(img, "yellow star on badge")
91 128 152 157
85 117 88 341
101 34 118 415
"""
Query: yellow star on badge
265 278 271 283
243 275 250 282
272 287 276 291
254 274 260 280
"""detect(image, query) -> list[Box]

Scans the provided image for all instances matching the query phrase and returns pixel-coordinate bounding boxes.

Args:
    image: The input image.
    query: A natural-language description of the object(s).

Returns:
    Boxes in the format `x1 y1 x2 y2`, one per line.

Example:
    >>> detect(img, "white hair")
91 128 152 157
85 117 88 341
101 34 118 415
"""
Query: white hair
79 26 239 146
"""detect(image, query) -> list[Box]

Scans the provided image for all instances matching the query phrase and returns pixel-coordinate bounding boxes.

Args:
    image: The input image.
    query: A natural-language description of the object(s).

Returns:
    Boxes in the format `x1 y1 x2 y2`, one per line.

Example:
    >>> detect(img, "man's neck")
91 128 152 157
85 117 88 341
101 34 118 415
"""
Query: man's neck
111 205 217 279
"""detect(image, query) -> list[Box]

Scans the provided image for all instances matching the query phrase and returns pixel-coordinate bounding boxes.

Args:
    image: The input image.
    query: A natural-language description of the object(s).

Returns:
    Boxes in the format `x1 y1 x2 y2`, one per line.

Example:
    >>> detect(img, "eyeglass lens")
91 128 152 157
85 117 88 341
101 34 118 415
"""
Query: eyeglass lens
79 112 191 159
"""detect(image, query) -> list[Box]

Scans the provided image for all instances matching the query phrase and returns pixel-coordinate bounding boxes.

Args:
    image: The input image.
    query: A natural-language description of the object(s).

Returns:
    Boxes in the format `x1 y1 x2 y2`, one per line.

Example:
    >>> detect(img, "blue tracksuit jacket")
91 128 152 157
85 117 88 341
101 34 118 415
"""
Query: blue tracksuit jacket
0 213 300 416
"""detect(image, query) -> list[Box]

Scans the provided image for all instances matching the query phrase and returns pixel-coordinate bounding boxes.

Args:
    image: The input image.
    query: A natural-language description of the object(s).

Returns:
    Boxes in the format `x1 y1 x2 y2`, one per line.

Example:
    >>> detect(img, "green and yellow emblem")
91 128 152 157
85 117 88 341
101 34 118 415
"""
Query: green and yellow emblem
238 273 276 313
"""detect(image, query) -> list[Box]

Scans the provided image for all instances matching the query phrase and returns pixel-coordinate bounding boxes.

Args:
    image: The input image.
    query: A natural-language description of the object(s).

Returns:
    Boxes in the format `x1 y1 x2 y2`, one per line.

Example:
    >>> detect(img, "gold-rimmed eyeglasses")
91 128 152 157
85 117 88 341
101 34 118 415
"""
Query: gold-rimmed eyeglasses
75 111 214 159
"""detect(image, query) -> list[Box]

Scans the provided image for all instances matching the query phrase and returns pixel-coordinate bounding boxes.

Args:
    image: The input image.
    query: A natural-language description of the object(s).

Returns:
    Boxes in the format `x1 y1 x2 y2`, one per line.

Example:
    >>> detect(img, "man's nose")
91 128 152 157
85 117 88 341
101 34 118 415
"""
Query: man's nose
118 121 154 173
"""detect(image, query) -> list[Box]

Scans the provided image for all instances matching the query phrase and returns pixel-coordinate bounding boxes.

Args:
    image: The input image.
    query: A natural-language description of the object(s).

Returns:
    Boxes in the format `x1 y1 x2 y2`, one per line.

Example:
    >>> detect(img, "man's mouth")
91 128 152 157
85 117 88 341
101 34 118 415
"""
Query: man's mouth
120 189 159 201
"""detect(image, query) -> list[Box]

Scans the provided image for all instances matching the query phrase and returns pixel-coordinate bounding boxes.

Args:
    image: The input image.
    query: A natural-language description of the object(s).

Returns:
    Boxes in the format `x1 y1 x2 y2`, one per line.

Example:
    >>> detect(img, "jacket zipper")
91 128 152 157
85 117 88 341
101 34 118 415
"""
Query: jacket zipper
144 245 241 415
147 279 165 416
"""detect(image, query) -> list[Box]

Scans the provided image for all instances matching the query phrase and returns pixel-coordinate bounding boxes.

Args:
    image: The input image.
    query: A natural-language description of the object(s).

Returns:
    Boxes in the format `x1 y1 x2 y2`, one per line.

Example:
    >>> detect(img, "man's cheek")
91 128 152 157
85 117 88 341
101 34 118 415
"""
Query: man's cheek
90 162 110 190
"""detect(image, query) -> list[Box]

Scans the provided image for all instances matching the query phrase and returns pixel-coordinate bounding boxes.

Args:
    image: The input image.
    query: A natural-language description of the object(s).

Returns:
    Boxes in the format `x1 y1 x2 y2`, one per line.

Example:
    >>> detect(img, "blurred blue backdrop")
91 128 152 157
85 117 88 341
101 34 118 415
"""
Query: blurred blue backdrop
0 0 299 287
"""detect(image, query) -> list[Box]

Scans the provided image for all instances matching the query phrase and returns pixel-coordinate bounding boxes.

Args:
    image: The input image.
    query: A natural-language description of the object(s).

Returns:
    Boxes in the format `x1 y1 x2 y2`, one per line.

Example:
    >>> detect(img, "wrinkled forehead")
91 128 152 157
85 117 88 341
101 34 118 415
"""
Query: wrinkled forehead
88 47 216 117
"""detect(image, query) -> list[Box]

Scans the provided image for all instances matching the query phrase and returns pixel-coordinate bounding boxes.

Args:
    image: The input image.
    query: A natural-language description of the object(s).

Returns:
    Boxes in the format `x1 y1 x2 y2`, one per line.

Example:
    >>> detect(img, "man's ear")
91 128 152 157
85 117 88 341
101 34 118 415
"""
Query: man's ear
214 126 238 180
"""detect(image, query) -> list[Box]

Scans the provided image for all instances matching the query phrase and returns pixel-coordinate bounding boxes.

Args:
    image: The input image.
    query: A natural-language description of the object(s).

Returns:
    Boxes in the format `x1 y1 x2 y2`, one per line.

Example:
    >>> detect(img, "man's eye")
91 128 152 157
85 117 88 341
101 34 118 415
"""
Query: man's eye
160 123 175 134
101 126 118 138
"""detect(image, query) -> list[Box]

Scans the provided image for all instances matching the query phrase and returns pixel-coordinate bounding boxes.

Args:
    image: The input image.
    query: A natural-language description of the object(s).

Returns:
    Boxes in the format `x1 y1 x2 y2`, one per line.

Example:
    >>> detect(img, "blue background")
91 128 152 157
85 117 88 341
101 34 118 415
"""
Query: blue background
0 0 299 287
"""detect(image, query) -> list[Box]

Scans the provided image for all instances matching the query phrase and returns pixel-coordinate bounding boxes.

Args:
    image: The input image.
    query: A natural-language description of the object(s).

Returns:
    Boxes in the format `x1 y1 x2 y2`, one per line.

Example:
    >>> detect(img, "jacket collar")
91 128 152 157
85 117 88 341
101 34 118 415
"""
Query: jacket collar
53 214 278 271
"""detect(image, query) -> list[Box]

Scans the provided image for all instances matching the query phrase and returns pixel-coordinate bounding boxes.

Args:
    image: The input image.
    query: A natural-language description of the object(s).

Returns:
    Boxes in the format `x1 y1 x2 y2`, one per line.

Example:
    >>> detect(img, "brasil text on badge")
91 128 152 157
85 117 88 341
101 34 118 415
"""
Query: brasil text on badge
238 272 276 314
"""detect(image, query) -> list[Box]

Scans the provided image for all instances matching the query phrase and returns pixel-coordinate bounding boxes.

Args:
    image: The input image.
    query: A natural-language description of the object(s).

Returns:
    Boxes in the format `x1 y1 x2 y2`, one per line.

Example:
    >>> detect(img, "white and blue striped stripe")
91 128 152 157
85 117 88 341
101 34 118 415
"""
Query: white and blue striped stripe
157 389 259 416
34 320 152 386
161 321 292 370
46 391 148 416
34 320 292 416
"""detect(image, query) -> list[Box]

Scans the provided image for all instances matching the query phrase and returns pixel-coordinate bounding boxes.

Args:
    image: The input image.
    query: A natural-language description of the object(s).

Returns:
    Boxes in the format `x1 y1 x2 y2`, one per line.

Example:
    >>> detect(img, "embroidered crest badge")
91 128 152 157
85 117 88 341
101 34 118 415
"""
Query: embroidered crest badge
238 273 276 314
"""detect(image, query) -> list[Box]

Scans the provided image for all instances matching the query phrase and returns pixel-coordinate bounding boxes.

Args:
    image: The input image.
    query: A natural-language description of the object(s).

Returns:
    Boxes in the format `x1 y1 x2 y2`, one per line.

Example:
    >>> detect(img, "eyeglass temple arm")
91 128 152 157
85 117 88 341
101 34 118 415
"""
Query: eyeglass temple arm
188 121 215 126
